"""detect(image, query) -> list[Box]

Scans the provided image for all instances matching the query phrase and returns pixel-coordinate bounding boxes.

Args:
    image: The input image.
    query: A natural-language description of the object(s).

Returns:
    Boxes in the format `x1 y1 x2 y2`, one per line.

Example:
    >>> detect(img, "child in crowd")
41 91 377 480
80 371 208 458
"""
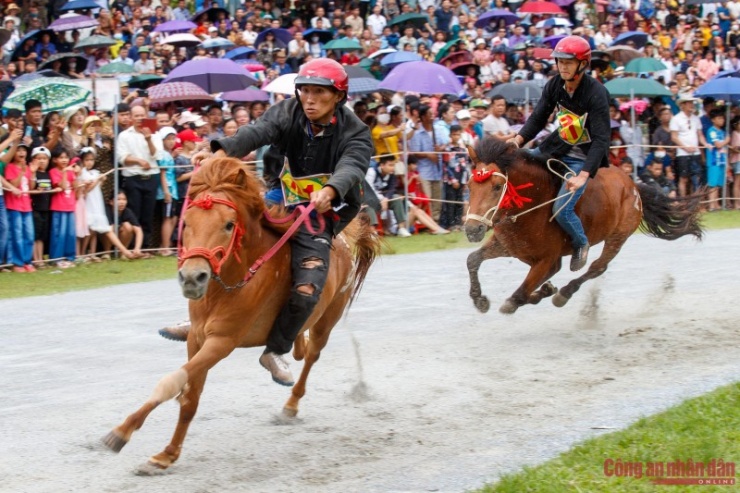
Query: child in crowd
404 156 449 234
106 191 143 257
705 107 729 211
365 155 412 237
640 156 677 198
3 144 35 272
29 147 55 267
49 148 77 268
157 127 179 256
441 124 470 231
71 155 90 258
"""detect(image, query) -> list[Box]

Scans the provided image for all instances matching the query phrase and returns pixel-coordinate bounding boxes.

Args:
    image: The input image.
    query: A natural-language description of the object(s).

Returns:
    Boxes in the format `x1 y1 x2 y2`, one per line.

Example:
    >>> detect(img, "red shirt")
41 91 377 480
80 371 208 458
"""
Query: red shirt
49 168 76 212
4 164 32 212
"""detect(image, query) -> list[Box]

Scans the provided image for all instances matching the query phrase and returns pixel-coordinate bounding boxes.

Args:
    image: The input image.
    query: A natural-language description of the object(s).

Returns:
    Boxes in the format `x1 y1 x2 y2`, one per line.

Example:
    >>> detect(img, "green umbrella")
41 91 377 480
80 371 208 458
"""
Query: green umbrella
323 38 362 51
3 77 90 112
604 77 671 97
388 13 430 29
75 35 117 50
434 38 464 62
128 74 164 88
97 62 135 75
624 57 667 73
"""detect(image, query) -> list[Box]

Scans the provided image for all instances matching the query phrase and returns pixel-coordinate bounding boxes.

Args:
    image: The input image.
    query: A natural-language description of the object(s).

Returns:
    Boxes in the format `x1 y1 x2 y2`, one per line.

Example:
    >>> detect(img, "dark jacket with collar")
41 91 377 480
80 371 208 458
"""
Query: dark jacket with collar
517 73 611 178
212 98 373 234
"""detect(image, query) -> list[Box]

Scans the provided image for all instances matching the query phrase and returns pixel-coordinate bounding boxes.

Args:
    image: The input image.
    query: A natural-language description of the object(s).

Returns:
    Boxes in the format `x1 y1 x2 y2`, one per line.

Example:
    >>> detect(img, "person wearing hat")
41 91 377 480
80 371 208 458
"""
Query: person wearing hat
669 94 707 197
3 140 35 272
468 99 489 141
133 46 155 74
164 59 372 388
4 4 21 33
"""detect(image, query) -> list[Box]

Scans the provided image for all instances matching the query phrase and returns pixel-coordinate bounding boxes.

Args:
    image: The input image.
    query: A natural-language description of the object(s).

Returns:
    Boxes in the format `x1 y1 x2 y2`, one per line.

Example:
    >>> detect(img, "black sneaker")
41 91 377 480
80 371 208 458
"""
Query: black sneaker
570 243 589 272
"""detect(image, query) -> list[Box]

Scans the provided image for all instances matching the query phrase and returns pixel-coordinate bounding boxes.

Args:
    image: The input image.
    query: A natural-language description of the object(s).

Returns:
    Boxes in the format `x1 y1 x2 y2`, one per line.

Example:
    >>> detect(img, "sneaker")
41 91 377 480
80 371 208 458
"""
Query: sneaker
570 243 590 272
397 227 412 238
24 264 36 272
12 266 26 273
158 320 191 342
259 352 294 386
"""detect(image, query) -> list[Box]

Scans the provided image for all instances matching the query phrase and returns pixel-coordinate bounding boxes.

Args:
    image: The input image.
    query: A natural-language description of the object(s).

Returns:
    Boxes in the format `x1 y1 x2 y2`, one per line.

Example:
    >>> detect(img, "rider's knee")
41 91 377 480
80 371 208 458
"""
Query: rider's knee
296 283 315 296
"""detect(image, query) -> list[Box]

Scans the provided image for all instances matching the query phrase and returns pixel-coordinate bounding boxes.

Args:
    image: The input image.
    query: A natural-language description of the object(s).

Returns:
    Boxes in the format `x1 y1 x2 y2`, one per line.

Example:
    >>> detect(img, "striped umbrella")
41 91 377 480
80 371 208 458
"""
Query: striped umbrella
3 77 90 112
49 15 99 31
148 82 214 108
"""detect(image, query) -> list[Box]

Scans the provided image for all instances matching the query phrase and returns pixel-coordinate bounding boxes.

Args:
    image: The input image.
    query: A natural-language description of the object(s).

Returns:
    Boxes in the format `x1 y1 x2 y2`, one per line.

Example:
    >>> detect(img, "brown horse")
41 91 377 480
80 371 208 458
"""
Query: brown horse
102 157 381 472
464 138 703 314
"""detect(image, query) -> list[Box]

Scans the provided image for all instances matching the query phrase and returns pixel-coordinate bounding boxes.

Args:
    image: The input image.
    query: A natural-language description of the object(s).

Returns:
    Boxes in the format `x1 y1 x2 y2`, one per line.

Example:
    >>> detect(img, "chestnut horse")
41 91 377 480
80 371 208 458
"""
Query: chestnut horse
464 138 703 314
103 158 381 472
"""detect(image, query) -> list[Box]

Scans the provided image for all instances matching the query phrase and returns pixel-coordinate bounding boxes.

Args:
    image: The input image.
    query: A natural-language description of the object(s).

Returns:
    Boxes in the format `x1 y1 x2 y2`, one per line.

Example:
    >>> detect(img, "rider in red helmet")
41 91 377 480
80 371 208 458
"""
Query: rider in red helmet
164 58 373 387
507 35 611 271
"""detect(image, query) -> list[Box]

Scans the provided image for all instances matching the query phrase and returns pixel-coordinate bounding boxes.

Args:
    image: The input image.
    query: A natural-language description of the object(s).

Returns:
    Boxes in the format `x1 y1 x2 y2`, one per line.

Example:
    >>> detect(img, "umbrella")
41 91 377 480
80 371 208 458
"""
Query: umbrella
38 52 87 71
348 77 380 95
243 61 266 72
492 44 512 54
323 38 362 51
254 28 292 47
75 35 116 50
224 46 258 60
533 47 554 59
3 77 90 112
686 0 718 4
11 30 54 61
604 45 642 65
379 61 463 95
302 28 333 44
486 82 543 103
220 88 271 102
553 0 578 6
96 61 135 75
694 77 740 103
128 74 164 88
474 9 520 28
368 48 396 59
434 38 467 62
153 20 197 33
542 34 566 48
190 6 230 23
611 31 649 49
201 37 235 50
164 58 258 93
535 18 572 29
388 13 430 29
381 51 423 67
162 33 202 47
624 57 667 73
263 73 298 94
604 77 671 97
438 50 473 67
14 70 69 84
712 70 740 80
344 66 374 79
59 0 101 11
148 82 214 107
49 15 99 31
590 50 610 71
519 1 565 14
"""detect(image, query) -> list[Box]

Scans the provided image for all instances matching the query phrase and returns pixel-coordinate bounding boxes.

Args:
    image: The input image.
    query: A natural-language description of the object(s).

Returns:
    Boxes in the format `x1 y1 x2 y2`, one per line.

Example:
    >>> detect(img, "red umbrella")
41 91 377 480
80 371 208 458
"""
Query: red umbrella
148 81 214 108
533 47 553 59
519 1 565 14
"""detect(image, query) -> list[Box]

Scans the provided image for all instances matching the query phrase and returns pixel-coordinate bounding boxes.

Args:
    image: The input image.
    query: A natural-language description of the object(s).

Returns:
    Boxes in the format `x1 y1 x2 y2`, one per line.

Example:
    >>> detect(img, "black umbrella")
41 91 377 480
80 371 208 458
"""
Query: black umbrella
302 28 333 44
11 29 56 61
486 82 543 103
191 6 230 23
344 65 374 79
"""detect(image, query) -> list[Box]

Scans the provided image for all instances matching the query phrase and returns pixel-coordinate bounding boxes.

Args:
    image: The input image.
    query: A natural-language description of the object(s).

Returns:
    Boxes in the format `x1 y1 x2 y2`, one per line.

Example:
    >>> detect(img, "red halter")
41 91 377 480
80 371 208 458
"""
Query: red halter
472 168 534 210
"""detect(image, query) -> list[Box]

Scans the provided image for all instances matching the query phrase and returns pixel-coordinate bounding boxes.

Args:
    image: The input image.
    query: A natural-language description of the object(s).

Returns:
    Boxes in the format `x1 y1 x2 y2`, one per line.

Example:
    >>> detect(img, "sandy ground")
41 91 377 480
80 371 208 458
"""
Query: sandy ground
1 229 739 493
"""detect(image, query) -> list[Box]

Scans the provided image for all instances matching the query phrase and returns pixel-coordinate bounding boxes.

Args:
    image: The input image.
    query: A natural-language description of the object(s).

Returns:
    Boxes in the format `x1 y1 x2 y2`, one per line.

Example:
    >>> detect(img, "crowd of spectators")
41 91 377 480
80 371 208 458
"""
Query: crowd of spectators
1 0 739 272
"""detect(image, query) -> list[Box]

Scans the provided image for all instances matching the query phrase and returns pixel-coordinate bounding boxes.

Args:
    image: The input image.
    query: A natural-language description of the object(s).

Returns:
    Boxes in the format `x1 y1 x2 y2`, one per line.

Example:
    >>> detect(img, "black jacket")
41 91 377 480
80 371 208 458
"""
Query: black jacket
212 98 373 234
518 73 611 178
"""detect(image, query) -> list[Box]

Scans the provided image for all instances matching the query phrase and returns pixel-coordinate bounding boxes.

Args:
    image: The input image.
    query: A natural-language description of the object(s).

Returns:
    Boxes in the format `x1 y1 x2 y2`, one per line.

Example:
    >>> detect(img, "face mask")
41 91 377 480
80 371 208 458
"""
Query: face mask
611 139 621 146
114 33 123 40
169 60 177 67
712 30 720 36
655 151 666 158
377 114 390 124
311 36 319 43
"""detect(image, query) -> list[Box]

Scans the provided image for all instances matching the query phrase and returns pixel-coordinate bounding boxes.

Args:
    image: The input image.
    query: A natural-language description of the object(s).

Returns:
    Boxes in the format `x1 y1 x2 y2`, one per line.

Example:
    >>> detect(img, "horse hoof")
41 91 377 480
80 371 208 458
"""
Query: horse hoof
272 409 301 426
134 460 169 476
552 292 570 307
541 282 558 297
101 431 128 453
474 296 490 313
499 300 519 314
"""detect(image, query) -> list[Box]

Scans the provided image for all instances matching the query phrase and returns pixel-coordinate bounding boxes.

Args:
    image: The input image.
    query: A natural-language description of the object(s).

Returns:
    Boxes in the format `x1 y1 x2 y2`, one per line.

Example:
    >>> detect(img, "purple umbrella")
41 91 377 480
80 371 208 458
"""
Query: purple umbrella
49 15 99 31
553 0 578 6
154 20 197 33
220 88 270 102
474 8 520 28
379 61 463 95
254 28 292 47
542 34 566 48
164 59 258 93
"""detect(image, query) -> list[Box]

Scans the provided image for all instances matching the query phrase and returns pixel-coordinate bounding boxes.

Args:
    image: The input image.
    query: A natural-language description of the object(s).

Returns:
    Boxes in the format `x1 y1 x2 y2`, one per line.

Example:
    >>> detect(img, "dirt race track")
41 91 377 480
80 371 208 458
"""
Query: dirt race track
1 229 739 493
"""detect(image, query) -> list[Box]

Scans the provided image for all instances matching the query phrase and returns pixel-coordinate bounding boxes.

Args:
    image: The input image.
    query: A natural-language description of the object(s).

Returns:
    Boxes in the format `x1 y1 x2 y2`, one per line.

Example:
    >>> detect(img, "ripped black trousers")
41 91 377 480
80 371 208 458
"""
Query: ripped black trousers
266 215 333 355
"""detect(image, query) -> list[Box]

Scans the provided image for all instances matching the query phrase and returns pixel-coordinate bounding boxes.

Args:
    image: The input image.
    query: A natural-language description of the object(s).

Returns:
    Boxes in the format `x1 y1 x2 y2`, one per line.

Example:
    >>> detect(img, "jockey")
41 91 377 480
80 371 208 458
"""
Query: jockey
507 35 611 271
161 59 373 386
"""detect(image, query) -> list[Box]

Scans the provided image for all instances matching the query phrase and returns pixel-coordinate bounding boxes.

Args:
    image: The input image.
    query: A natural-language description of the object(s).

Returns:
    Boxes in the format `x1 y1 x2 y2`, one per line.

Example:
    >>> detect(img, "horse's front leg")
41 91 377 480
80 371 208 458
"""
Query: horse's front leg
500 258 560 314
467 237 508 313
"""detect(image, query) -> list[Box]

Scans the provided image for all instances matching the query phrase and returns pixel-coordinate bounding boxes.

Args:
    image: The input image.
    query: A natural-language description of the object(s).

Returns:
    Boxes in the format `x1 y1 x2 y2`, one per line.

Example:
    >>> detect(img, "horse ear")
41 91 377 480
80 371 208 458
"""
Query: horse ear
234 166 249 188
467 144 480 167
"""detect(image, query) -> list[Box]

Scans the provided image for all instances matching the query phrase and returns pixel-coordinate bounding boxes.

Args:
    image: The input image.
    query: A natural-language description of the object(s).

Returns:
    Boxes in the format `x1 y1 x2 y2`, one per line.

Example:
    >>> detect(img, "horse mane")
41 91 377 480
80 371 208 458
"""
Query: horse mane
188 158 266 216
474 137 561 191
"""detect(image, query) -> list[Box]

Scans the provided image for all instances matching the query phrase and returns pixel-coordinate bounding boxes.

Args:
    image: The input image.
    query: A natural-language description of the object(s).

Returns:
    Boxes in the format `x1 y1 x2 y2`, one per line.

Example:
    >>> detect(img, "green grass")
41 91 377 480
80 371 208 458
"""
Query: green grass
476 382 740 493
698 210 740 230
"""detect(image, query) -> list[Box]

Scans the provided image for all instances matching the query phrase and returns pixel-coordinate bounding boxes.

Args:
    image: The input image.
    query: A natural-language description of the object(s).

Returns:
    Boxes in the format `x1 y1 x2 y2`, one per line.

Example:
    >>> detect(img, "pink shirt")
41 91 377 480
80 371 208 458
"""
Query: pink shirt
4 164 32 212
49 168 76 212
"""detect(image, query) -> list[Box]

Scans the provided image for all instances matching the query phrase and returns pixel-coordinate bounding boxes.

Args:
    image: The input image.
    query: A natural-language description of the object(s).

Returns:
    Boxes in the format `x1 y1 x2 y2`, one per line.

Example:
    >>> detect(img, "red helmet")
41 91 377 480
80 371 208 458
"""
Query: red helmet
295 58 349 93
552 35 591 65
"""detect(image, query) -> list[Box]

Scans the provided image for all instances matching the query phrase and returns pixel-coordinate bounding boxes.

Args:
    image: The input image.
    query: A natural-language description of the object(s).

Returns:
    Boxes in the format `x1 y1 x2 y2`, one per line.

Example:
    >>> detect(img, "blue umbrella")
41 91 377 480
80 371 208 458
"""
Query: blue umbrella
220 88 270 102
474 9 519 28
611 31 649 49
380 51 422 68
349 77 380 95
535 18 572 29
694 77 740 103
224 46 257 60
11 30 55 61
254 28 292 47
164 58 258 93
379 61 463 95
190 6 230 22
200 37 235 50
59 0 101 11
542 34 566 48
302 28 333 44
711 70 740 80
153 20 197 33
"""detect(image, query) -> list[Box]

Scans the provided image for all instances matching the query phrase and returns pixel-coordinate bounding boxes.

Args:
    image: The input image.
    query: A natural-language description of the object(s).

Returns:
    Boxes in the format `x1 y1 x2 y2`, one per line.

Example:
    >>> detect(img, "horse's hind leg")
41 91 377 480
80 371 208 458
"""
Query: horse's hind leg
468 237 508 313
500 258 560 314
553 235 628 307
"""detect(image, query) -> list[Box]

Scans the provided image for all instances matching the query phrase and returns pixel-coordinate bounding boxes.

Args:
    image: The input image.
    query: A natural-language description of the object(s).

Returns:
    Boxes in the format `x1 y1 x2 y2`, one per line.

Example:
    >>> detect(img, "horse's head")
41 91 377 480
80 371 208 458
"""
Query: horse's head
464 139 517 243
178 158 264 300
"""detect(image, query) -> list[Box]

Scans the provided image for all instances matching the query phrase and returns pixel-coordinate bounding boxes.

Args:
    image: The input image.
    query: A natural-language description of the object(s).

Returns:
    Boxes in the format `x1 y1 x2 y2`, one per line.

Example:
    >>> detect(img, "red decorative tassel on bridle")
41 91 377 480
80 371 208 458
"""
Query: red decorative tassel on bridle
500 182 534 209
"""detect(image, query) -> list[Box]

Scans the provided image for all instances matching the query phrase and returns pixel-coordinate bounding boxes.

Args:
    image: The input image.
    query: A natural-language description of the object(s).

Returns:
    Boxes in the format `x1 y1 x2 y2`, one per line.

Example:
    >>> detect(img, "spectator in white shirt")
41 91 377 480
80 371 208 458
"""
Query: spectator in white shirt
366 5 387 36
133 46 155 74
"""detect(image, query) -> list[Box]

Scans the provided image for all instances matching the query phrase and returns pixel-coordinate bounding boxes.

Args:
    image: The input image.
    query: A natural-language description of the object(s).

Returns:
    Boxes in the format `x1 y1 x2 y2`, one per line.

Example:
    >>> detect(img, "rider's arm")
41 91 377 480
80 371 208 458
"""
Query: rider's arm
516 76 558 146
581 82 612 178
210 99 290 157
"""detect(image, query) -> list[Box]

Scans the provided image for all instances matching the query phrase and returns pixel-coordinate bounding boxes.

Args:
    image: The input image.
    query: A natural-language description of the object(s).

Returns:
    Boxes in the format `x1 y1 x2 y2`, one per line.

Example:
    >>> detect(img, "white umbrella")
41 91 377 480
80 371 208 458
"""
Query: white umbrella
161 33 202 47
368 48 397 59
263 73 297 94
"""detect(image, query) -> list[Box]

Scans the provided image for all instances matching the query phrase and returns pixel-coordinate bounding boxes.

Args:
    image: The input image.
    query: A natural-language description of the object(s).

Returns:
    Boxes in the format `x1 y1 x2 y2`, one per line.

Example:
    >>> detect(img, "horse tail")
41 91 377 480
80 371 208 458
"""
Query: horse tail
349 213 383 306
637 184 704 241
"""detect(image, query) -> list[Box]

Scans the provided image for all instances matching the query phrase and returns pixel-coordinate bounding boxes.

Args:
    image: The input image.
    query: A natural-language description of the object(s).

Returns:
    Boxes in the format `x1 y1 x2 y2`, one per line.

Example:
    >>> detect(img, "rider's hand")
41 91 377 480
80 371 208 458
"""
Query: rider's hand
566 171 589 192
192 148 226 167
310 186 337 213
506 135 523 148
